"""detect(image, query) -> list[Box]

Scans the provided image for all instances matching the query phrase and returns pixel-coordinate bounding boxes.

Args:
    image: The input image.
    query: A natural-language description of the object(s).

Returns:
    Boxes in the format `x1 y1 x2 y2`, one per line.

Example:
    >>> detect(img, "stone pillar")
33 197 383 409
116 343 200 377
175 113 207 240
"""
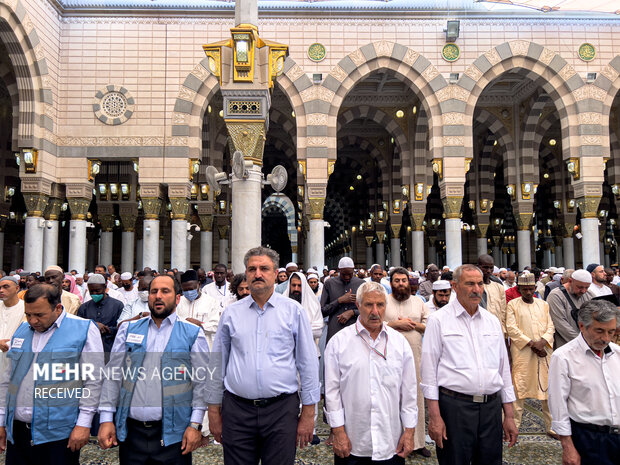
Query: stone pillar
555 242 564 268
308 198 325 271
365 236 374 268
169 193 191 272
141 194 163 271
218 225 229 268
23 193 49 273
577 196 601 267
159 237 165 272
119 206 138 273
98 214 116 268
0 217 5 271
390 224 401 267
136 236 144 271
187 232 192 269
198 206 214 271
375 233 385 267
514 205 534 271
42 198 62 271
11 242 21 270
67 196 91 274
231 167 263 273
442 197 463 270
428 235 437 266
410 212 425 272
476 223 489 258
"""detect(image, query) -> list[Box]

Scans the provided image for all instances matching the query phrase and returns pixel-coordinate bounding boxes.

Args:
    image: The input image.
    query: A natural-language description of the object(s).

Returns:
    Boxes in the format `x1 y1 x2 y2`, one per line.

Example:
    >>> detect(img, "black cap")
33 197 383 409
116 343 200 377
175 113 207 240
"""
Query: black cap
180 270 198 283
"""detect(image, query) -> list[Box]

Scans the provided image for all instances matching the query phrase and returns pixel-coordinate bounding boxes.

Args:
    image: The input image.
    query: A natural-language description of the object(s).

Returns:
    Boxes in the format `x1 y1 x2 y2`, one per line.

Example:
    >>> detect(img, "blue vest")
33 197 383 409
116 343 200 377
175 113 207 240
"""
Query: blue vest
5 315 91 445
115 317 200 446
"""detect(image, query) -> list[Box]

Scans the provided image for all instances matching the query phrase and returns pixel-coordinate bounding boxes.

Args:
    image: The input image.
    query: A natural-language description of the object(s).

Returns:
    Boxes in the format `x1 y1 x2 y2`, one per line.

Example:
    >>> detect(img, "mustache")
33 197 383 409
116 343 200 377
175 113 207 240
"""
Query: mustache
252 278 265 283
368 315 381 321
468 292 481 299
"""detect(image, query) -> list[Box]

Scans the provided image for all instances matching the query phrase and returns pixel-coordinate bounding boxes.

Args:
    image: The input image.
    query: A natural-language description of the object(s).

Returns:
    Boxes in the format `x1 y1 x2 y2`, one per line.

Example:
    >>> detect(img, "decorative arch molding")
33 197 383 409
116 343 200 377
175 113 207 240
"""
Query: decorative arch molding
461 40 607 163
474 109 517 186
337 134 390 199
412 108 435 189
594 55 620 160
261 193 298 249
324 197 346 236
306 41 446 171
0 61 19 150
539 146 564 201
0 1 54 149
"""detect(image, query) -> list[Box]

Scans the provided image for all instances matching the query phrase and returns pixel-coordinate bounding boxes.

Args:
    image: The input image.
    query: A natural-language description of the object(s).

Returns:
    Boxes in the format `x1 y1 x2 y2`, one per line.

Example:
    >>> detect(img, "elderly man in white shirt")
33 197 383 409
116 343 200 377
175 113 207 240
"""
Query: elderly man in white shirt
549 299 620 465
325 281 417 465
421 264 518 465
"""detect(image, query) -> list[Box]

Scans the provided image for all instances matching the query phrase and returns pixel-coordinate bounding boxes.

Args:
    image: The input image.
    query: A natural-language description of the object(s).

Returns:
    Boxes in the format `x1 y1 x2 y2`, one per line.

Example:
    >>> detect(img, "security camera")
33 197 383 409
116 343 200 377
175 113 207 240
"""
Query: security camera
46 220 53 230
86 222 95 229
575 232 583 240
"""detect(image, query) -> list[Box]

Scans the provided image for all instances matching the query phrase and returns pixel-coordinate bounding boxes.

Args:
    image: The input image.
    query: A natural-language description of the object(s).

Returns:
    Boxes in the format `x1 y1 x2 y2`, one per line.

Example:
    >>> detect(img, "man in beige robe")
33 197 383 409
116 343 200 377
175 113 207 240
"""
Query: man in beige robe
478 254 507 335
384 267 430 457
506 272 557 438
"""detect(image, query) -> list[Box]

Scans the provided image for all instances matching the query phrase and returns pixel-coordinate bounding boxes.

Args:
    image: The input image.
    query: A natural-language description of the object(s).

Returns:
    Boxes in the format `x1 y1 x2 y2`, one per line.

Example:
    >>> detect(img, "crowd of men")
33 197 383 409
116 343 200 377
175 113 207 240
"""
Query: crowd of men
0 252 618 465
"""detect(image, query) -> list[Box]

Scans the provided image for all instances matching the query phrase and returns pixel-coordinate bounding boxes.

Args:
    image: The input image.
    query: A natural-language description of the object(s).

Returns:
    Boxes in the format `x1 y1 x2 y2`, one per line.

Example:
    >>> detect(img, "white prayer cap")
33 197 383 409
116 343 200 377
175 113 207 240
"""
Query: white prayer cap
87 274 106 285
338 257 355 269
499 268 507 273
307 272 319 280
45 265 63 274
323 266 329 270
571 269 592 284
277 268 286 273
549 267 558 274
120 272 132 281
306 268 315 274
432 280 451 291
285 262 298 269
388 267 395 272
0 276 19 285
493 266 499 273
557 267 565 274
410 271 420 278
75 274 83 279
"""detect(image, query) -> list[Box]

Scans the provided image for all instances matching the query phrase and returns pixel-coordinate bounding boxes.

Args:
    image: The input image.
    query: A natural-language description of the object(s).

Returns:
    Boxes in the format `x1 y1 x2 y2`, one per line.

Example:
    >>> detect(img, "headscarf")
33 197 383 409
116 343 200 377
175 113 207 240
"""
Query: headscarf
64 274 83 302
283 271 323 339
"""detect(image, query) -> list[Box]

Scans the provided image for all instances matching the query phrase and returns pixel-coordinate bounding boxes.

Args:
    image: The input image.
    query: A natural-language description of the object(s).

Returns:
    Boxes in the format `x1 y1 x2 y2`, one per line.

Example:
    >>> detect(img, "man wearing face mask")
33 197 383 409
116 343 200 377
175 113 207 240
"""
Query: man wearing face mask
117 276 154 325
117 272 139 305
77 274 124 354
177 270 221 349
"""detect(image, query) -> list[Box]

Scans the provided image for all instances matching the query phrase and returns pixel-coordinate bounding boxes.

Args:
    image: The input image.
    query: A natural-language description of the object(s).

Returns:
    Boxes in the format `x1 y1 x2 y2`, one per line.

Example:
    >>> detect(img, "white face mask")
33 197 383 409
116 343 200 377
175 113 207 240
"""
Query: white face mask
138 290 149 302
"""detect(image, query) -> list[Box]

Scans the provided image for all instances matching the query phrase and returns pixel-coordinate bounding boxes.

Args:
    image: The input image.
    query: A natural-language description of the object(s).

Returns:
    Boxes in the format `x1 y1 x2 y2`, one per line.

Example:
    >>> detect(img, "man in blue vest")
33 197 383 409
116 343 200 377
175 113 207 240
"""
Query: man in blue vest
0 283 105 465
97 274 210 464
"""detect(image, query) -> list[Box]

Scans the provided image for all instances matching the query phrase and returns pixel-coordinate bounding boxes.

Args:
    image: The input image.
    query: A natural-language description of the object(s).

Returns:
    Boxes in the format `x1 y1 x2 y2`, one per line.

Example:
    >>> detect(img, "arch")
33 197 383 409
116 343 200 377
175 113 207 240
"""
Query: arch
539 146 563 202
0 2 54 147
0 62 19 150
324 197 346 236
462 41 601 162
337 135 390 199
532 111 561 183
309 41 446 167
262 193 298 250
474 109 517 185
594 56 620 160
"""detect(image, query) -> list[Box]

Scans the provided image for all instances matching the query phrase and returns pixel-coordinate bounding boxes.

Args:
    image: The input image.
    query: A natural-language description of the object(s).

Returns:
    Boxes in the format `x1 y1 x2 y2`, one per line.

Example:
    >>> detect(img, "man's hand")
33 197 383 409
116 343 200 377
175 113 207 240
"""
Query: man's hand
97 422 118 450
96 322 110 334
502 413 518 447
208 406 223 443
67 425 90 452
560 436 581 465
185 318 203 327
181 427 202 455
0 339 10 352
388 317 417 332
296 404 315 449
530 340 548 356
428 414 448 449
337 290 356 305
0 426 6 453
337 309 355 324
332 426 352 458
395 428 415 458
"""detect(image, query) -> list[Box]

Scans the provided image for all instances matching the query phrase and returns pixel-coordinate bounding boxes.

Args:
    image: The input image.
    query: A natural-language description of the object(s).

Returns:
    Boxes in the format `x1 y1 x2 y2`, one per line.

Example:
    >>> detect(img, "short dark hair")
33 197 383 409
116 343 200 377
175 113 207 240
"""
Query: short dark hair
24 284 61 309
148 274 182 296
229 273 247 298
389 267 410 282
214 264 227 272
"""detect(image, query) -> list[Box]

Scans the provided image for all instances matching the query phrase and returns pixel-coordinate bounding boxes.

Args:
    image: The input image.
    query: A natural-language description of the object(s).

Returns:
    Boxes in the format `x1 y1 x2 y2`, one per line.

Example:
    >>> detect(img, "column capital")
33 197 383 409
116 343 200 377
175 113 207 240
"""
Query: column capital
365 236 374 247
170 197 190 221
226 120 267 165
410 213 425 231
476 223 489 238
119 203 139 232
67 198 91 221
217 224 229 239
308 198 325 220
0 215 7 232
390 223 401 238
23 193 49 218
99 214 116 232
44 198 63 221
198 214 214 232
513 202 534 231
142 198 163 220
441 197 462 219
576 196 601 219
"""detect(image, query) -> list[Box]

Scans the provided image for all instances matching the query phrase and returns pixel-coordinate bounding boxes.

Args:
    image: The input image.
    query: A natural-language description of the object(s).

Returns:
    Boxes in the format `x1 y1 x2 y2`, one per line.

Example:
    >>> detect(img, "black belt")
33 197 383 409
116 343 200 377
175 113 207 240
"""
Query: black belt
14 420 32 430
227 390 296 408
571 419 620 435
439 387 499 404
127 418 162 429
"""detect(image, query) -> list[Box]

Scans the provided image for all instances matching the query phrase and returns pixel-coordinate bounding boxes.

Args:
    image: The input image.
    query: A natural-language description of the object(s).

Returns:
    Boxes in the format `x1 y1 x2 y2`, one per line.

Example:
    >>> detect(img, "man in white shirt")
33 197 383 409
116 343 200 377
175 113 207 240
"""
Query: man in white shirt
0 277 25 355
202 264 230 309
117 276 152 325
421 264 518 465
177 270 220 349
549 299 620 465
325 281 417 464
117 272 139 305
587 264 613 297
423 280 451 314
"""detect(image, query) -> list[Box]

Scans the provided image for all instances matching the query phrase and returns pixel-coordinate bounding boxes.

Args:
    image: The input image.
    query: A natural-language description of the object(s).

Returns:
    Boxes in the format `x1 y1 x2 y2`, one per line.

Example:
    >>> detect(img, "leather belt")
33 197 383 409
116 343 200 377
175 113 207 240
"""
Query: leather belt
571 420 620 435
439 387 499 403
127 418 162 429
227 390 296 408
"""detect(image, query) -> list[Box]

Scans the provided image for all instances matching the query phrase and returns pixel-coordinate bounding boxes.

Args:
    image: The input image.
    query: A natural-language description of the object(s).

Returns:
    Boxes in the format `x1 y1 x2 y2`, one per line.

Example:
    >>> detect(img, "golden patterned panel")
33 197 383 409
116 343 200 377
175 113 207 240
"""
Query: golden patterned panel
308 43 326 62
578 43 596 62
442 43 460 62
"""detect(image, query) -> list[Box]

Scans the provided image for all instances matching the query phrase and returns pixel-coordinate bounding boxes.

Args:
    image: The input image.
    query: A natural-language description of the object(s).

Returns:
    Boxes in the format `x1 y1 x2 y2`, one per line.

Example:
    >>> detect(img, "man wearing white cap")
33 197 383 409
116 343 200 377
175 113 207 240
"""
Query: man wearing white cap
43 266 81 315
547 269 594 348
117 273 139 305
274 262 299 294
307 271 323 299
505 272 556 438
0 276 25 357
321 257 365 344
424 280 452 314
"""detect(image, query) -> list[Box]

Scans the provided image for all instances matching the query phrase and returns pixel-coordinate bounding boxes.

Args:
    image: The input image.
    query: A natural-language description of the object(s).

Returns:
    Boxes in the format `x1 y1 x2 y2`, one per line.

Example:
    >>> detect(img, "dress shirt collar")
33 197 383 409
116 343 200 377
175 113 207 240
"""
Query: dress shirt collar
148 311 177 328
453 297 481 320
33 310 67 334
354 319 387 341
248 290 277 313
576 332 615 357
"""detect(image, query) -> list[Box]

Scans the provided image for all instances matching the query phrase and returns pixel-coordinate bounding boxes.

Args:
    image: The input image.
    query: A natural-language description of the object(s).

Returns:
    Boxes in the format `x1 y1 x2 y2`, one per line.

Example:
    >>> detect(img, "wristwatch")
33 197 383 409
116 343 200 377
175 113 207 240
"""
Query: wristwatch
189 422 202 431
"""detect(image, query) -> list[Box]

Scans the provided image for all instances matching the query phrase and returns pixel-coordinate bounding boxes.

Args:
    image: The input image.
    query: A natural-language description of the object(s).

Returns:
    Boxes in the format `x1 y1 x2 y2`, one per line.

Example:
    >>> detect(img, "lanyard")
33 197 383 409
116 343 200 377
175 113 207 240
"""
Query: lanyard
355 323 388 360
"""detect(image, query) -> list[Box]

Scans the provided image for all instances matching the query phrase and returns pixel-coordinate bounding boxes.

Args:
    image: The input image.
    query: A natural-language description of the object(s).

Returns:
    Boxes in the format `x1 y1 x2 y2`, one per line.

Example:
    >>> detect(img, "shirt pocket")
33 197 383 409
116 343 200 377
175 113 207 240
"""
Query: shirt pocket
481 331 502 369
442 332 472 369
266 330 294 360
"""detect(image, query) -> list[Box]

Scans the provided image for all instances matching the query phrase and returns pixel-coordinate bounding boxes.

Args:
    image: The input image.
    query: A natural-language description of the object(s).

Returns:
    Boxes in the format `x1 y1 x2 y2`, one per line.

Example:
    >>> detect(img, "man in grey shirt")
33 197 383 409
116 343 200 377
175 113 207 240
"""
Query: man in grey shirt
547 269 593 348
418 264 440 300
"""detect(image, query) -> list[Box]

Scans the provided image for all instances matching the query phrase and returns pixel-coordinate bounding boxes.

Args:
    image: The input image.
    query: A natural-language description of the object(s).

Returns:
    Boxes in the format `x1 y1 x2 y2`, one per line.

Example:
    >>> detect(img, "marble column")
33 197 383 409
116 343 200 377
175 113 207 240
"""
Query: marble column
555 245 563 268
23 193 49 273
515 211 533 271
67 197 90 274
543 247 552 269
99 215 115 267
42 198 62 271
11 243 21 270
201 230 213 271
170 196 190 271
187 233 192 269
218 225 229 268
159 237 165 272
390 224 401 268
231 167 263 273
581 218 600 267
308 198 326 271
141 196 162 271
375 234 385 267
410 213 426 272
365 236 373 268
475 223 489 260
136 238 144 271
119 210 137 273
442 197 463 270
562 237 574 269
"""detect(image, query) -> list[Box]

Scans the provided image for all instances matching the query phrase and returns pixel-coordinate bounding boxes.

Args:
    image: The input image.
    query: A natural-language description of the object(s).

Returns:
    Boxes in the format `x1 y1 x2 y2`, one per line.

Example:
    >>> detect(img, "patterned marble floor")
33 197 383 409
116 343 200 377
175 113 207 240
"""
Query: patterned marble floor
1 400 562 464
